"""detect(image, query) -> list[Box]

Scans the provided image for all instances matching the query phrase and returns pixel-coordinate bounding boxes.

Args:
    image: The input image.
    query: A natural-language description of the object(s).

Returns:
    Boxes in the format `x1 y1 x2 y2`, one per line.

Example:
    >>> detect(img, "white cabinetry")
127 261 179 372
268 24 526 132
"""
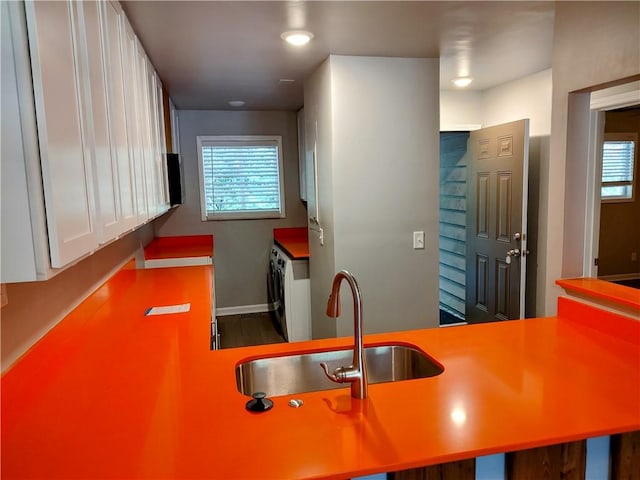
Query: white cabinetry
134 39 151 221
1 1 50 282
99 0 138 233
121 18 148 225
1 0 171 283
24 0 99 268
145 60 159 217
81 0 122 242
155 76 170 206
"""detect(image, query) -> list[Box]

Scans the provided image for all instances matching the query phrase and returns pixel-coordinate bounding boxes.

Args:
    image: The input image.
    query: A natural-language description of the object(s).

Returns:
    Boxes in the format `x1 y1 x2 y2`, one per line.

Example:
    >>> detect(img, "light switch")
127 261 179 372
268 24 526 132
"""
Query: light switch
413 231 425 249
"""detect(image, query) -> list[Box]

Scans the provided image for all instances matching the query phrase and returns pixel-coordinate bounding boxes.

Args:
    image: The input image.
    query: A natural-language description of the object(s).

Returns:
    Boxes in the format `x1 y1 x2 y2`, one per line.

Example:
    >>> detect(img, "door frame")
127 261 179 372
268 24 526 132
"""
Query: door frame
584 84 640 277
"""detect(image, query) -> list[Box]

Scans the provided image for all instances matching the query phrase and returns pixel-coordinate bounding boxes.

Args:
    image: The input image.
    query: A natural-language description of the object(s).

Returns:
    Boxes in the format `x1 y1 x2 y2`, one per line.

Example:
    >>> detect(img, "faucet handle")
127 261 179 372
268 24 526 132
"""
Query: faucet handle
320 362 346 383
320 362 337 382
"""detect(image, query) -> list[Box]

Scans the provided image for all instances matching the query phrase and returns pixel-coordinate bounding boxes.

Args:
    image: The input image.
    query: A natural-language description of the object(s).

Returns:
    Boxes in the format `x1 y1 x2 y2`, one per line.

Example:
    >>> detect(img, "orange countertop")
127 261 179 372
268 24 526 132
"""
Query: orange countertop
2 269 639 479
556 277 640 312
143 234 214 260
274 227 309 259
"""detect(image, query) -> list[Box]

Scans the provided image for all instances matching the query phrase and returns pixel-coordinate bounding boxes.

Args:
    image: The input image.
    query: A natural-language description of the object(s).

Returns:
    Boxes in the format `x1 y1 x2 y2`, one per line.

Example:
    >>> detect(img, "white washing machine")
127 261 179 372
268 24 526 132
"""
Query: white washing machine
268 245 311 342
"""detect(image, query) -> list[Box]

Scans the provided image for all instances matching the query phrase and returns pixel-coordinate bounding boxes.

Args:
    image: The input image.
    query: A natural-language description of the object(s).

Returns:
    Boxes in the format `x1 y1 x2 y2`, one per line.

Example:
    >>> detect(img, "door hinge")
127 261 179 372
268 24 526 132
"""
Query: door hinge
594 258 599 266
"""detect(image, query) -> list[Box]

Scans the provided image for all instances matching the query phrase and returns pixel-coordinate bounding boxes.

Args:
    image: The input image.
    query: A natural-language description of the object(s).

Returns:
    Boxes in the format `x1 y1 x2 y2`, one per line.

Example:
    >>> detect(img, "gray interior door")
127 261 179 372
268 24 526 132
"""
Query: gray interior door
465 119 529 323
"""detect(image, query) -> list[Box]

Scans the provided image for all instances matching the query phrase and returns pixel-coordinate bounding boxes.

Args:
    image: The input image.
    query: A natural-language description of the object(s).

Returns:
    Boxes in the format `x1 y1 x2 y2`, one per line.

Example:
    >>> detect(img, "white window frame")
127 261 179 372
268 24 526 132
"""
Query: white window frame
601 132 637 203
197 135 286 221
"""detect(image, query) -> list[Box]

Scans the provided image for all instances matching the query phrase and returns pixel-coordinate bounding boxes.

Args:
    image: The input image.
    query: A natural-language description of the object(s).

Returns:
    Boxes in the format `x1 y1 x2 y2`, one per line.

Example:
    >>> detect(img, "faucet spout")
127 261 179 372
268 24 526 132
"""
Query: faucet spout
322 270 368 400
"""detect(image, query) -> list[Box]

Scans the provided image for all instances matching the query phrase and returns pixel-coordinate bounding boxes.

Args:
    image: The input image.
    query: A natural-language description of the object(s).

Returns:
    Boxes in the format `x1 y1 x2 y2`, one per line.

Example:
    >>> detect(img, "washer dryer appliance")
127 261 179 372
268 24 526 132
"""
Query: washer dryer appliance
267 245 311 342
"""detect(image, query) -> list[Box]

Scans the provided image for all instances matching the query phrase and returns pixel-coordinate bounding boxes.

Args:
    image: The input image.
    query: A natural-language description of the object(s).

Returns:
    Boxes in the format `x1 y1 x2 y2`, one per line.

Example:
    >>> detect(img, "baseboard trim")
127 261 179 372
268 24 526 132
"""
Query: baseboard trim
216 304 273 316
598 273 640 282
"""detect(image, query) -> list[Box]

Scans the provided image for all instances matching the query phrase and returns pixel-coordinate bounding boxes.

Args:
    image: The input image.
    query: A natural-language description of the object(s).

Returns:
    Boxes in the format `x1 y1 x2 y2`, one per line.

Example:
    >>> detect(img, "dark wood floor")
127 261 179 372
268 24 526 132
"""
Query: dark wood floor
217 311 286 349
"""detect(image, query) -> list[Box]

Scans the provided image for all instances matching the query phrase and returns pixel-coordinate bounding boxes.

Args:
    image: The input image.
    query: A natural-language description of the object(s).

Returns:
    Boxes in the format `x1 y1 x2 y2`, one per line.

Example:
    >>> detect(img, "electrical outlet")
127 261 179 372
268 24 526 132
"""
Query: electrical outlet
632 252 637 262
1 284 8 308
413 231 425 249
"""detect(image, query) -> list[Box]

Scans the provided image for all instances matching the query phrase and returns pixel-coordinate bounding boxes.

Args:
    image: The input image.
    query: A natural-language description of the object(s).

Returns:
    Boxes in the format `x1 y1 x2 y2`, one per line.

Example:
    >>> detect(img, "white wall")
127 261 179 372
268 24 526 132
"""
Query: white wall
547 2 640 314
481 69 552 136
306 55 440 339
440 69 552 135
153 110 308 310
440 90 482 131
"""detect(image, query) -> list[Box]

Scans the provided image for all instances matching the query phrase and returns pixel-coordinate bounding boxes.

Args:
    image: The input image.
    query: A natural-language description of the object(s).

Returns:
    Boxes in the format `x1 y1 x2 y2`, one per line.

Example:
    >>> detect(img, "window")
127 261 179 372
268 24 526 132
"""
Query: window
601 133 637 202
197 136 285 220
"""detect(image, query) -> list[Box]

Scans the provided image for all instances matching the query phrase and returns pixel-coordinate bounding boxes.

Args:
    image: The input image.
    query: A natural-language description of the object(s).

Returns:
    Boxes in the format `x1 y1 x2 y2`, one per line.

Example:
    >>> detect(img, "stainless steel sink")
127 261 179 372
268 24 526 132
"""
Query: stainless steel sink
236 344 443 397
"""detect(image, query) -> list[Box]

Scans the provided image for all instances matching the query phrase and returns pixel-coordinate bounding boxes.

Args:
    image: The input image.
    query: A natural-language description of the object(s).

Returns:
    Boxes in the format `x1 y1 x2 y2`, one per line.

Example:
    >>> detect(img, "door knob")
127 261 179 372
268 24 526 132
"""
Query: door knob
506 249 520 264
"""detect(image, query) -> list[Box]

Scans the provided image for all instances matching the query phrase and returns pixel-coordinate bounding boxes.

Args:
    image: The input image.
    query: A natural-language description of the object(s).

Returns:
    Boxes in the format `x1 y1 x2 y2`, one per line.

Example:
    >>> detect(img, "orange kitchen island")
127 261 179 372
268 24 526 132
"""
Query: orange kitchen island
2 265 639 479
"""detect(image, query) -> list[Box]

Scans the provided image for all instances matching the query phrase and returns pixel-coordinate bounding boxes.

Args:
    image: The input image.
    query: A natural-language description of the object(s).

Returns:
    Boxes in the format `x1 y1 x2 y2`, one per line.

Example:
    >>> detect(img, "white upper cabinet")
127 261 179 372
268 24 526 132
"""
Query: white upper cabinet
146 63 170 217
138 51 157 218
100 0 138 233
24 0 99 268
80 0 122 242
155 75 170 208
1 1 50 282
122 18 148 225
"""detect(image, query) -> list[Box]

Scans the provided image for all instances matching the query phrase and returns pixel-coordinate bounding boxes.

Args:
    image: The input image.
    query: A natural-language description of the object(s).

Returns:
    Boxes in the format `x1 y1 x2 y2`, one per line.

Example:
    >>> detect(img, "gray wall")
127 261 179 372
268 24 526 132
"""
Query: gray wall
154 110 308 309
545 2 640 313
305 55 441 339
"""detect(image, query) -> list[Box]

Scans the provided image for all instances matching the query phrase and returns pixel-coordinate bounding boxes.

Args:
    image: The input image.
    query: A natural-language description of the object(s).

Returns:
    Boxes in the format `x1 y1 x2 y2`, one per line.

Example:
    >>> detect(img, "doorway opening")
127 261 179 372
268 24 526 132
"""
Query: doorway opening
439 120 532 326
584 81 640 285
438 131 470 326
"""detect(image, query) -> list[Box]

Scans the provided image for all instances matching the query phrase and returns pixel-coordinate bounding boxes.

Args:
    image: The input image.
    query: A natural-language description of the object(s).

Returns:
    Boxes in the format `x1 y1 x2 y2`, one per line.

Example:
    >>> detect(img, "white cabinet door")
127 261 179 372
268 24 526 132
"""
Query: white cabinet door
121 18 148 225
1 0 50 282
101 0 137 232
25 1 99 268
135 40 156 220
144 57 160 217
146 65 170 216
80 0 122 243
155 76 170 209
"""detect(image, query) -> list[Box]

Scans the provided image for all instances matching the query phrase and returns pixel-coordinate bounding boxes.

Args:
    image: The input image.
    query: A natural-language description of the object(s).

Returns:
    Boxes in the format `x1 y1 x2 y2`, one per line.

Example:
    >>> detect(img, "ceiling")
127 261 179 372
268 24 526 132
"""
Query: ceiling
121 1 555 111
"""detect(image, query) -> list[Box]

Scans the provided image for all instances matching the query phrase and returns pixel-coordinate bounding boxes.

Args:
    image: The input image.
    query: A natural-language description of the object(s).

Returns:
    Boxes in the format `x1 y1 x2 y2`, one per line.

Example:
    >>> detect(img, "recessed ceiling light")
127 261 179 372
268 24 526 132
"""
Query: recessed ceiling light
452 77 473 88
281 30 313 46
228 100 245 107
279 79 296 85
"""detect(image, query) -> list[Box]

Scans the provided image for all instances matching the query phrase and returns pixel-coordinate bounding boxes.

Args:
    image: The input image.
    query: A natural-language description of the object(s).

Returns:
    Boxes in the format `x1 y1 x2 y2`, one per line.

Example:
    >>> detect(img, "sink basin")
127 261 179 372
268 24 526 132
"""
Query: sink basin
236 344 443 397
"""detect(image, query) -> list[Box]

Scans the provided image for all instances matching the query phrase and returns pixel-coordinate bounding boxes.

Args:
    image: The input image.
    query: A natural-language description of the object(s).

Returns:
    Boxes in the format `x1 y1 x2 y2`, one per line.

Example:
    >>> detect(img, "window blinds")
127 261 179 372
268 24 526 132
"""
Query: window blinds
201 141 281 215
601 140 635 200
